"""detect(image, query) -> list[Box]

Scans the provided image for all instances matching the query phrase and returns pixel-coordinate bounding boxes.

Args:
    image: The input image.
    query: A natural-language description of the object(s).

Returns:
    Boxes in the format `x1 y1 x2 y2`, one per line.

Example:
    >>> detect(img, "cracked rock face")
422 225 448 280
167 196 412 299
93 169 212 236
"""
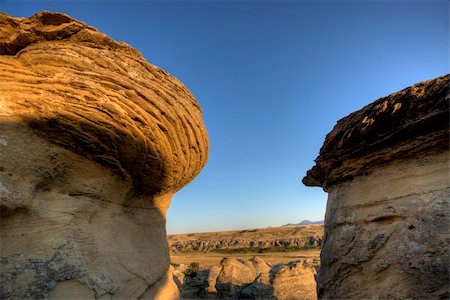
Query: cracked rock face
304 75 449 299
0 11 208 299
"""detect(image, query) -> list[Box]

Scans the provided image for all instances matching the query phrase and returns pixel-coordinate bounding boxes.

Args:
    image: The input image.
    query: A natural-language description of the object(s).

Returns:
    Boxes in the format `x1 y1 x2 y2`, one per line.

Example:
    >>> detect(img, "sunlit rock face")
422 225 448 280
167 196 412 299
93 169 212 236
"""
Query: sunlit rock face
0 11 209 299
303 75 449 299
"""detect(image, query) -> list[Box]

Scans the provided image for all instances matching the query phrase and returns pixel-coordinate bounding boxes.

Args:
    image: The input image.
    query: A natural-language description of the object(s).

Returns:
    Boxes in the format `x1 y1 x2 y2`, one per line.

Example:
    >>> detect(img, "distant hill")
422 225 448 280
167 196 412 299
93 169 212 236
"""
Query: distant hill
283 220 324 226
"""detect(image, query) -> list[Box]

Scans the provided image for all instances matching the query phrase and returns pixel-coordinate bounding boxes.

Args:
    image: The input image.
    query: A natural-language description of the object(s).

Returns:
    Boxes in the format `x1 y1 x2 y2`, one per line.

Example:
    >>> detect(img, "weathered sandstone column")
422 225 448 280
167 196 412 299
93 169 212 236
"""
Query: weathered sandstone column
303 75 449 299
0 12 208 299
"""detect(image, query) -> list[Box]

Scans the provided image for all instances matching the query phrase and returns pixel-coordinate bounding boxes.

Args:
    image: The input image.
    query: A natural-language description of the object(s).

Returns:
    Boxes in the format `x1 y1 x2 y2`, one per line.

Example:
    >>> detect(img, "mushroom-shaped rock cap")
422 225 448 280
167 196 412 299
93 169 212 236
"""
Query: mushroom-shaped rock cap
303 74 449 190
0 11 209 195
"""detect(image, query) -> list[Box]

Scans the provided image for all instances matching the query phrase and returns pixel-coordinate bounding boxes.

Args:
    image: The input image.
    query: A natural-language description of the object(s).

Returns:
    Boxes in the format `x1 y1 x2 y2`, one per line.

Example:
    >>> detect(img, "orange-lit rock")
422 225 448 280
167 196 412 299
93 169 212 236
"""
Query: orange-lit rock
0 11 208 299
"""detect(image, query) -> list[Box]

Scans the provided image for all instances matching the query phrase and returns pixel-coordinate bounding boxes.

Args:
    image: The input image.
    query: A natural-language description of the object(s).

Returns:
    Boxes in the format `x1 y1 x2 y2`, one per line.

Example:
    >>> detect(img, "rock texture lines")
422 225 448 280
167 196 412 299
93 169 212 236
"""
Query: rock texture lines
304 75 449 299
303 75 449 191
0 11 208 196
0 12 208 299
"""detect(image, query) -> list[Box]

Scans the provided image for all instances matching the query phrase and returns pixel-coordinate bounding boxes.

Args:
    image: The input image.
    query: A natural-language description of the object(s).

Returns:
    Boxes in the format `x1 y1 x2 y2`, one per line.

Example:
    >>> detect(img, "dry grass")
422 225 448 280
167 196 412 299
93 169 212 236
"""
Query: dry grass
169 225 323 269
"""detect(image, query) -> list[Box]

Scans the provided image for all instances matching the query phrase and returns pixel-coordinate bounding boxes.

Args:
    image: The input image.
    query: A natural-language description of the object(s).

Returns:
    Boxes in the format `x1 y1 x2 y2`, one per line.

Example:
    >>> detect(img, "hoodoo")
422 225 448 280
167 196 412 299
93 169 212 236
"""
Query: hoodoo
0 12 208 299
303 75 449 299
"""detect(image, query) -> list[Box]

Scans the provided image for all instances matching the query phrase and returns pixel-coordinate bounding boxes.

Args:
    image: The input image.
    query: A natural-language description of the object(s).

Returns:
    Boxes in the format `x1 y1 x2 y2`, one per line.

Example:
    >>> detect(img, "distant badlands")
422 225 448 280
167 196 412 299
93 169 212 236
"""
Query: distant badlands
168 224 324 254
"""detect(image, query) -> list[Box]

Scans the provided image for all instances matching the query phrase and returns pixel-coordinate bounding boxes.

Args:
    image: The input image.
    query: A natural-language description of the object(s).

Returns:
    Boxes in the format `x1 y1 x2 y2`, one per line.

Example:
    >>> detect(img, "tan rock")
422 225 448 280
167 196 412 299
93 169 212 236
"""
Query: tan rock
303 75 449 299
238 259 317 300
140 268 181 300
172 264 187 290
0 11 208 299
249 256 271 276
270 260 317 300
215 257 257 297
244 260 258 278
205 265 221 294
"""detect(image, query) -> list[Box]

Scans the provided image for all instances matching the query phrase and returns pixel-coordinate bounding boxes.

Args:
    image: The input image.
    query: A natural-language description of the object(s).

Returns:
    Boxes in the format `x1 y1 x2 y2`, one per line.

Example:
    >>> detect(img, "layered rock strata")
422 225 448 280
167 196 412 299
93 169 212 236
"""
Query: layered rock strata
0 12 208 299
303 75 449 299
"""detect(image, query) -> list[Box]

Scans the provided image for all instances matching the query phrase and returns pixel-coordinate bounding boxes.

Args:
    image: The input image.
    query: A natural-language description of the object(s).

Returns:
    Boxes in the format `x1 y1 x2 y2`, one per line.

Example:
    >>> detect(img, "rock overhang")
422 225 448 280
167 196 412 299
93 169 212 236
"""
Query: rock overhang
0 11 209 197
303 74 449 190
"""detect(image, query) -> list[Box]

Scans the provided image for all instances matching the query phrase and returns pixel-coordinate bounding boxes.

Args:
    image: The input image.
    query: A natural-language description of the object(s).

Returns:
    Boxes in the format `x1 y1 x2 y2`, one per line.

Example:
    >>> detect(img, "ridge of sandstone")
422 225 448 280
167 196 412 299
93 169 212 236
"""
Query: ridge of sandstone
0 12 208 299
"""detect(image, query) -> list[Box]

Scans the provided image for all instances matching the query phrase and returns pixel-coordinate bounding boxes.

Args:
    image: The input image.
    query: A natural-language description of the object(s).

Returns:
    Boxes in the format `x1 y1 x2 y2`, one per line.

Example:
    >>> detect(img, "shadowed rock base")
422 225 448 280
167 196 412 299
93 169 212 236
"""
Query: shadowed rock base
0 105 179 300
318 152 449 299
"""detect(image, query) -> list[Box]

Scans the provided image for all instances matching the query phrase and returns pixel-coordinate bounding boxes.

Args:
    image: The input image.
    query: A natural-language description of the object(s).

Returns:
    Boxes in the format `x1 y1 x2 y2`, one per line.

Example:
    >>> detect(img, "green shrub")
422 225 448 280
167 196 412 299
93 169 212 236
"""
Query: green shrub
183 262 199 278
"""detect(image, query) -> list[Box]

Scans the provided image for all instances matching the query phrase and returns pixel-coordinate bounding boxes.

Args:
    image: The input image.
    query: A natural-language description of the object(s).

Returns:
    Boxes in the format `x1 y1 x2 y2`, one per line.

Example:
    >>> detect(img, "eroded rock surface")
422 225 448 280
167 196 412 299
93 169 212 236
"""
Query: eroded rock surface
216 257 257 298
304 75 449 299
173 257 318 299
270 260 317 300
0 11 208 299
206 265 221 294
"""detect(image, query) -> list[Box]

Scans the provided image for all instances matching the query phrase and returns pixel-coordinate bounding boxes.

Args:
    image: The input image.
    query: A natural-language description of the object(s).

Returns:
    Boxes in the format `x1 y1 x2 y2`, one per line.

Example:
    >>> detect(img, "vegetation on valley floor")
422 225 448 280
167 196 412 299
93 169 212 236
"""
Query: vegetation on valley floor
207 245 321 255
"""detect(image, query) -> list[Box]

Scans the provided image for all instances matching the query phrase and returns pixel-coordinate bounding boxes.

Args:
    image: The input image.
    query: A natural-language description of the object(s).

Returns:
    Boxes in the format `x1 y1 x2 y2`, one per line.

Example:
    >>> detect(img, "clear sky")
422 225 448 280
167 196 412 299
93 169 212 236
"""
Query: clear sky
2 0 448 234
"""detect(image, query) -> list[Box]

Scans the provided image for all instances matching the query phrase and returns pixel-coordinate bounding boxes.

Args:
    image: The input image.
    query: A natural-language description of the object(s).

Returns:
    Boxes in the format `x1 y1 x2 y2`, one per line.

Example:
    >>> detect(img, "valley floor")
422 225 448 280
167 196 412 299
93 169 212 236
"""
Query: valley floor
171 249 321 269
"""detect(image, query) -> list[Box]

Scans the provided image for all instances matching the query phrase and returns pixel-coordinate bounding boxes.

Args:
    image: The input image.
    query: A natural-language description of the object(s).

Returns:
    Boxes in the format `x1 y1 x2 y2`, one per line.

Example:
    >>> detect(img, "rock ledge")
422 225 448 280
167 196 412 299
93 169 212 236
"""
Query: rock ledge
303 75 449 190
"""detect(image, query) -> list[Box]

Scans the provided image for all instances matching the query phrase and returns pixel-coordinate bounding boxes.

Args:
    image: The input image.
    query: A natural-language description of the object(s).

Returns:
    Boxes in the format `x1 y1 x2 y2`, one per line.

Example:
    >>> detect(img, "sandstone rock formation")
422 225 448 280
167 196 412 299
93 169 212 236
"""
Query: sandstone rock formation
172 264 188 290
270 260 317 300
206 265 221 294
238 260 318 300
0 11 208 299
249 256 271 277
303 75 449 299
215 258 257 298
173 257 318 299
239 272 275 300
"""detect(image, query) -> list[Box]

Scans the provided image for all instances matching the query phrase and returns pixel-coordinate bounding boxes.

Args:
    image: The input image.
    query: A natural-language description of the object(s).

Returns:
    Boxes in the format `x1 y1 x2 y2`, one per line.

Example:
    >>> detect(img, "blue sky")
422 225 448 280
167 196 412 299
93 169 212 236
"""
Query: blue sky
2 0 448 234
